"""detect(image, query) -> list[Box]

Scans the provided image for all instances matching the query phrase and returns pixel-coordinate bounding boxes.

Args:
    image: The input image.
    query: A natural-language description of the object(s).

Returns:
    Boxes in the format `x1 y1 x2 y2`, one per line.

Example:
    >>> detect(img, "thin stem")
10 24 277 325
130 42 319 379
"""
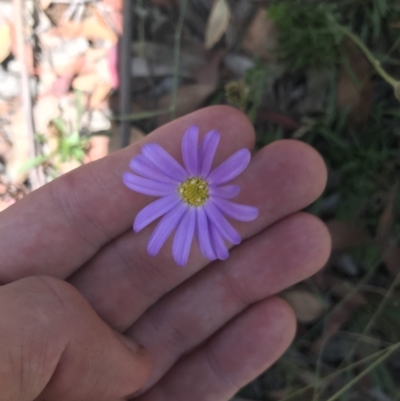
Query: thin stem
113 108 172 121
339 25 398 87
170 0 188 121
325 343 400 401
279 343 400 401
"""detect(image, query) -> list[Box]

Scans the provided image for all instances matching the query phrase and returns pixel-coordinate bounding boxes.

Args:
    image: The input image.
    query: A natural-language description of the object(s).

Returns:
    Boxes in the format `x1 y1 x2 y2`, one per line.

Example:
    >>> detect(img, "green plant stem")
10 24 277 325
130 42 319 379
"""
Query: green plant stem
339 25 398 87
170 0 188 121
279 343 400 401
113 108 172 121
325 342 400 401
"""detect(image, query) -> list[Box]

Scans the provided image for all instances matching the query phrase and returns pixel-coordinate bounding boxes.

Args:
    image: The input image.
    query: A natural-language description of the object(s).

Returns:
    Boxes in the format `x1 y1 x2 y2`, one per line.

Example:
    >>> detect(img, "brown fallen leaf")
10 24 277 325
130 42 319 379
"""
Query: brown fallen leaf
33 96 60 134
103 0 123 10
326 220 371 251
39 0 52 10
47 21 83 39
85 136 109 163
82 13 118 44
59 160 81 175
90 82 112 109
72 73 99 92
46 74 74 98
204 0 231 49
337 39 373 130
242 8 277 61
53 55 85 77
0 23 11 63
282 289 325 324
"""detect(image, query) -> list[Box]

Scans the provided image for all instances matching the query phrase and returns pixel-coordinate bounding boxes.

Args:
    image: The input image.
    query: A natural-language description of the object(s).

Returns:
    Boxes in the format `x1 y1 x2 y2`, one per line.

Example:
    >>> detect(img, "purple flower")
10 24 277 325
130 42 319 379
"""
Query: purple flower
123 125 258 266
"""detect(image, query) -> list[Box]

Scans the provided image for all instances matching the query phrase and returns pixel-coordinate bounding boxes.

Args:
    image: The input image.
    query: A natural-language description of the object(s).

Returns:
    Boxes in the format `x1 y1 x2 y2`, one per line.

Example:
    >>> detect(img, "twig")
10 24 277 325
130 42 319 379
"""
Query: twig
13 0 44 190
339 25 400 99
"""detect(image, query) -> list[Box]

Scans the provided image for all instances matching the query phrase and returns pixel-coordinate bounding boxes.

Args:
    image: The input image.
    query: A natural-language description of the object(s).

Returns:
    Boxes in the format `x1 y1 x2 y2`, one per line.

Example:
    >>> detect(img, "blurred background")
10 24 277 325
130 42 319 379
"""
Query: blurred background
0 0 400 399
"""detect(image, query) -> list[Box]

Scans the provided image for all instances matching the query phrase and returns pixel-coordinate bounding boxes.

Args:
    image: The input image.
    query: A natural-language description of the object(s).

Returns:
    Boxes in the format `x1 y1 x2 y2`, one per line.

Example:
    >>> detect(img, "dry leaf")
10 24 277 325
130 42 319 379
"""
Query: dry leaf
33 96 60 134
103 0 123 10
40 0 52 9
59 160 81 175
0 24 11 63
282 290 325 324
242 8 277 60
48 21 83 39
82 14 118 44
326 220 371 251
204 0 231 49
72 73 99 92
53 55 85 77
337 40 373 129
90 82 112 109
85 136 109 163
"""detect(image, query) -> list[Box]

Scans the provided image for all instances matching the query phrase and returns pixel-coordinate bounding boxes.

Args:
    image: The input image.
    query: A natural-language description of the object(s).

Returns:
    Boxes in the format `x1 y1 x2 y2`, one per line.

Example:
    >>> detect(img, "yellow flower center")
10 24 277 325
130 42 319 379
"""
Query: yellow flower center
178 177 209 206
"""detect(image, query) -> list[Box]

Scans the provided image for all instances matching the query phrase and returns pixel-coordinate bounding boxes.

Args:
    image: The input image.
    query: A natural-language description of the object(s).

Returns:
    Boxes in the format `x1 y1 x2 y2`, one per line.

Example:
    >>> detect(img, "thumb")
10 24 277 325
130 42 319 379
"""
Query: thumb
0 276 151 401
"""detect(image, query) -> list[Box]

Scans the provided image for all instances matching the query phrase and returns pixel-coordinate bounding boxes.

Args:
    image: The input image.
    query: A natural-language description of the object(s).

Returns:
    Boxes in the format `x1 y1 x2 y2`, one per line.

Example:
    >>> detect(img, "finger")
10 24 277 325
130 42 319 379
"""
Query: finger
124 213 330 391
135 297 296 401
0 276 151 401
0 106 255 282
69 139 327 330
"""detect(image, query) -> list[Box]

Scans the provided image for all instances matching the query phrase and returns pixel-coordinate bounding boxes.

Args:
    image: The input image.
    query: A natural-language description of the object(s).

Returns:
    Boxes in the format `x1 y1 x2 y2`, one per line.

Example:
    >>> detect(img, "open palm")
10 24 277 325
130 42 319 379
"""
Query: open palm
0 106 330 401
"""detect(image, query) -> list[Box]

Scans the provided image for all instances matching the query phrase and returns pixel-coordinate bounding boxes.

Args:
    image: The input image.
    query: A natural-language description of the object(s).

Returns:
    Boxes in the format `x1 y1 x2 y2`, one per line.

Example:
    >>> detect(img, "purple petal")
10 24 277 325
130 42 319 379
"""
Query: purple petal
209 184 240 199
129 155 180 185
196 207 216 261
207 148 251 185
210 223 229 260
182 125 199 176
141 143 189 182
147 202 187 256
199 130 220 178
204 201 241 245
133 194 181 232
172 207 196 266
123 172 176 197
212 198 259 222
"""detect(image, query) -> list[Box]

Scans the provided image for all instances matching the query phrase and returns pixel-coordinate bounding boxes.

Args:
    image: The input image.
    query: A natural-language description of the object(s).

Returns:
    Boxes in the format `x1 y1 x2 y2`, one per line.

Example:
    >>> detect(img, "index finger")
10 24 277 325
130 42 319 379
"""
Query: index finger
0 106 255 283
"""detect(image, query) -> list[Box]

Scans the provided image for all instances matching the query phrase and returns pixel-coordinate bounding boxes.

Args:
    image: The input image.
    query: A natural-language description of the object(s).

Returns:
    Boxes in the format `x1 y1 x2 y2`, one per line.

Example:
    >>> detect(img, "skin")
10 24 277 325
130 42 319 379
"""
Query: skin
0 106 331 401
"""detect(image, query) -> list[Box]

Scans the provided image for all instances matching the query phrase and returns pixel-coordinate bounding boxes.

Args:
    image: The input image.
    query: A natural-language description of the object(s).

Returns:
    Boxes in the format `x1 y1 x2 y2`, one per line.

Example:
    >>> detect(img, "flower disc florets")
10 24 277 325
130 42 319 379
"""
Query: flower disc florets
179 177 209 206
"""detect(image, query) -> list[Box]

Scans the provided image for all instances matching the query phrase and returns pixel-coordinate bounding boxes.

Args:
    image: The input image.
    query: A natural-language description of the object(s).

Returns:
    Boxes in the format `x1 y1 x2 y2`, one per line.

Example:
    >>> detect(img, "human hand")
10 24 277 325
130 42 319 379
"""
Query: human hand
0 106 331 401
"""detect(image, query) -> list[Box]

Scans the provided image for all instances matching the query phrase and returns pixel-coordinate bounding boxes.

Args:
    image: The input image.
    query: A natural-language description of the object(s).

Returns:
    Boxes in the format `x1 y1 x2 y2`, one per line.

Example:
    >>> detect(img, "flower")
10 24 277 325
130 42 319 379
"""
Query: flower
123 125 258 266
